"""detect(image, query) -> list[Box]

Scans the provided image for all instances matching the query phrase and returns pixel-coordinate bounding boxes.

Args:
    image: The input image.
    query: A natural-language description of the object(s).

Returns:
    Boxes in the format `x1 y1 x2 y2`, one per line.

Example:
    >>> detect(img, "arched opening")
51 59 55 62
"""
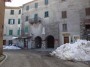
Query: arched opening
35 36 42 48
46 35 54 48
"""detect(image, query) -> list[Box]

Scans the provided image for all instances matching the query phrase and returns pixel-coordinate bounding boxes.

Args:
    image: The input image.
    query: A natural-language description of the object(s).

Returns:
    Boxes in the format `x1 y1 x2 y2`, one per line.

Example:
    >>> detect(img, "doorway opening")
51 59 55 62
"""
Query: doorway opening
35 36 42 48
46 35 54 48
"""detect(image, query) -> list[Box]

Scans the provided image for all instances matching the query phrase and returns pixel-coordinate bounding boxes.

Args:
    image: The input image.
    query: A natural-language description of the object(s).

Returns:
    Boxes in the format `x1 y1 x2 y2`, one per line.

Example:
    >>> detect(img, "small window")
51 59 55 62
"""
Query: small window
62 11 67 18
45 11 49 18
10 10 14 15
8 19 15 24
45 0 48 5
85 8 90 16
34 14 38 20
26 6 29 10
25 16 29 21
62 0 66 2
19 10 21 14
8 40 13 45
62 24 67 32
35 3 38 8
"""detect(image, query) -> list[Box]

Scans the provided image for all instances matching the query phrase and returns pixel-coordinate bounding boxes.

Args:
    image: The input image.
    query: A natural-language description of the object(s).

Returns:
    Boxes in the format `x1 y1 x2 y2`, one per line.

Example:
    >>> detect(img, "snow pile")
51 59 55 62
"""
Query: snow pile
51 40 90 61
3 45 21 50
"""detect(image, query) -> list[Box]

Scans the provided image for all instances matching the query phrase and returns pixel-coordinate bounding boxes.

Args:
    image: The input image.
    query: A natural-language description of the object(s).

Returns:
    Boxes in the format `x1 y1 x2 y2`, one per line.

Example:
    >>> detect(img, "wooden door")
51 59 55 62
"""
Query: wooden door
3 40 6 45
64 37 69 44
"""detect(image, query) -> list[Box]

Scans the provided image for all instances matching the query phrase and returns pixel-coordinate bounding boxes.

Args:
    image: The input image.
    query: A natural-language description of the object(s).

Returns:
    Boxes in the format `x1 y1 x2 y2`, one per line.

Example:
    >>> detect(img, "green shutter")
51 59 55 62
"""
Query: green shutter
9 30 13 35
17 30 20 35
18 19 20 24
25 26 28 33
8 19 11 24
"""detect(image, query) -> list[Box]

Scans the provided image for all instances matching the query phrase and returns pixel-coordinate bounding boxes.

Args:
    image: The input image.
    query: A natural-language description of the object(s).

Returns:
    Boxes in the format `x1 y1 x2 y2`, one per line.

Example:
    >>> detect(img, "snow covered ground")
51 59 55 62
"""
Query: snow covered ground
51 40 90 61
3 45 21 50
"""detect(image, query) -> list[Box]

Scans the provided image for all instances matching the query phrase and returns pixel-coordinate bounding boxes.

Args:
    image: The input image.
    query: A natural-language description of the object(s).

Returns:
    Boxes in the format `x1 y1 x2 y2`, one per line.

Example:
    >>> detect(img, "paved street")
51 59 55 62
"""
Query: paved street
0 50 89 67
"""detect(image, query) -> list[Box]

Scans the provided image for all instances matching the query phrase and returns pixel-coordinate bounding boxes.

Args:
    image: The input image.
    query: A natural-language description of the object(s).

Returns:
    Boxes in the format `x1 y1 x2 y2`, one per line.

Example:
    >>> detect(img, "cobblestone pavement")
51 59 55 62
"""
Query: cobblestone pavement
0 50 89 67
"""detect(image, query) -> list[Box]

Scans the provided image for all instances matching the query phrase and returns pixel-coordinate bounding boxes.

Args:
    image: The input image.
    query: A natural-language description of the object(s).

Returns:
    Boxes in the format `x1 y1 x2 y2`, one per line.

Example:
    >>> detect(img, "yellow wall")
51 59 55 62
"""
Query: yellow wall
0 0 5 55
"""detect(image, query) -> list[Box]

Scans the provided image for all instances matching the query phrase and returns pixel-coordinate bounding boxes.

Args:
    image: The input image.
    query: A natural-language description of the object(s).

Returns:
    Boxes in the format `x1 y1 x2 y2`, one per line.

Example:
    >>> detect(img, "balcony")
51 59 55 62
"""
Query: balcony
29 17 42 24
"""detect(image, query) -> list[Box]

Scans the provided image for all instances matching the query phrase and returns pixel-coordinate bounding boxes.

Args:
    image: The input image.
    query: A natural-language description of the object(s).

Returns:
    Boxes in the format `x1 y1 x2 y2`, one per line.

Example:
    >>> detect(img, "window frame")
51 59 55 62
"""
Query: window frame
45 11 49 18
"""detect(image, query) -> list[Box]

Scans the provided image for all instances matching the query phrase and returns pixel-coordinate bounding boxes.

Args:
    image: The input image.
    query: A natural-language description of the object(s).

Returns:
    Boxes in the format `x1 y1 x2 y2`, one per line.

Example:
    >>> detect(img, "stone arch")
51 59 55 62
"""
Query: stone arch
46 35 55 48
35 36 42 48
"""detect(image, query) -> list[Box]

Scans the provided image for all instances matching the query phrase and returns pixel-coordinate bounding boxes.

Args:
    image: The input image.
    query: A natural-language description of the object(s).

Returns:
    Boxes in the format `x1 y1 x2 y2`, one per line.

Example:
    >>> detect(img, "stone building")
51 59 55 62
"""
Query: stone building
21 0 61 49
3 6 22 45
21 0 90 49
4 0 90 49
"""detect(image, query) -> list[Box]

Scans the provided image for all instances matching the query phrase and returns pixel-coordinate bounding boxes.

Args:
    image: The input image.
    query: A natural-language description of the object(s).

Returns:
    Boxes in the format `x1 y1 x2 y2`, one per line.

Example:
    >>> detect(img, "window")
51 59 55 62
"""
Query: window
62 24 67 32
9 30 13 35
25 26 28 33
26 6 29 10
45 0 48 5
8 19 15 24
25 16 29 21
62 11 67 18
17 29 20 35
10 10 14 15
8 40 12 45
85 8 90 16
19 10 21 14
34 14 38 20
18 19 20 24
62 0 66 1
35 3 38 8
45 11 49 17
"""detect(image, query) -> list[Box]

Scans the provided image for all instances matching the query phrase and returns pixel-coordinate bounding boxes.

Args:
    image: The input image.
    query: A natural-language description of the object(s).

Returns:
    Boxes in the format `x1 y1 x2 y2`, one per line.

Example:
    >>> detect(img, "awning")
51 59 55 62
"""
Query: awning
12 37 18 39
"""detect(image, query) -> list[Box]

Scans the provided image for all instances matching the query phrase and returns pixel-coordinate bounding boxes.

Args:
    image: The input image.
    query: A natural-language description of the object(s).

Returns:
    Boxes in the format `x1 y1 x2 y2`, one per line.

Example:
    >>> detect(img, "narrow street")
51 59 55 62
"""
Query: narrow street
0 50 89 67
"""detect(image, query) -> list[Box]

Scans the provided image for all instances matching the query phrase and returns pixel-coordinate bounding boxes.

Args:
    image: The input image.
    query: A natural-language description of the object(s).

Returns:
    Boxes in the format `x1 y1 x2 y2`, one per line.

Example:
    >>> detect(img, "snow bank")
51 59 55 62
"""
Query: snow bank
3 45 21 50
51 40 90 61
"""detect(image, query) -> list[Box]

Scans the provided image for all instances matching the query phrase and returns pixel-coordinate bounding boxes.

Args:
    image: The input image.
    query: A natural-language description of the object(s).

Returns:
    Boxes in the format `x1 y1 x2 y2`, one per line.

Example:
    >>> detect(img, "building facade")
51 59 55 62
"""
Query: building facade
3 6 22 45
4 0 90 49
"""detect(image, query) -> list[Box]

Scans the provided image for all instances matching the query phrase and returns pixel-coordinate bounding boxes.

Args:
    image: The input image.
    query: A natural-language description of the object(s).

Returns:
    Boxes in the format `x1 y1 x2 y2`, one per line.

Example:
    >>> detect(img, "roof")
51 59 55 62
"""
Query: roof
23 0 38 6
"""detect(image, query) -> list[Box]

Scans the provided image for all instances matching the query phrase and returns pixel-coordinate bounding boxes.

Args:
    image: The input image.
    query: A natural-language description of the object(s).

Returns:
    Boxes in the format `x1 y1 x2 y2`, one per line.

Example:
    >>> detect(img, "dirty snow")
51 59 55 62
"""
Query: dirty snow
3 45 21 50
51 40 90 61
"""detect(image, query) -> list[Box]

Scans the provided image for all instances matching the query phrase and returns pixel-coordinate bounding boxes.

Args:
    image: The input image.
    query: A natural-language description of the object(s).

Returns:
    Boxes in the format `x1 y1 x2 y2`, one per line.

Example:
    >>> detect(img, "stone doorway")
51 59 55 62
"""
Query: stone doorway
35 36 42 48
46 35 54 48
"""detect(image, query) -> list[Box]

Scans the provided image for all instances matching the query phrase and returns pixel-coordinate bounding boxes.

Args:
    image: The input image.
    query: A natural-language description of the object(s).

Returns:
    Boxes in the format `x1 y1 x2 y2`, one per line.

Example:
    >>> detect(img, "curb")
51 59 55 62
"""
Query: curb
0 54 7 66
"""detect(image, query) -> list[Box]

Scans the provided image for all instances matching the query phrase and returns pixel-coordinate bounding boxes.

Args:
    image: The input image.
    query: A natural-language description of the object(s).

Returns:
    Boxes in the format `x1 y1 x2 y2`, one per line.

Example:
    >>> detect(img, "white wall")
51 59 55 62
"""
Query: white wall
3 7 22 40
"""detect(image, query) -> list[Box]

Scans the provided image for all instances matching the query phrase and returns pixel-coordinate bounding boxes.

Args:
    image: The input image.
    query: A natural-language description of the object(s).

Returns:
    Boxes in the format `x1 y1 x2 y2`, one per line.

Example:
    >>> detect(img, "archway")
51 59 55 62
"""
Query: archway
35 36 42 48
46 35 54 48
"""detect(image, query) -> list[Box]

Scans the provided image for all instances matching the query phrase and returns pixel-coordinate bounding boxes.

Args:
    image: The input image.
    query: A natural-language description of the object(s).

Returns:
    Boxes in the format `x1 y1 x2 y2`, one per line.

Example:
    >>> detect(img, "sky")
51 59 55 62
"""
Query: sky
5 0 33 7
